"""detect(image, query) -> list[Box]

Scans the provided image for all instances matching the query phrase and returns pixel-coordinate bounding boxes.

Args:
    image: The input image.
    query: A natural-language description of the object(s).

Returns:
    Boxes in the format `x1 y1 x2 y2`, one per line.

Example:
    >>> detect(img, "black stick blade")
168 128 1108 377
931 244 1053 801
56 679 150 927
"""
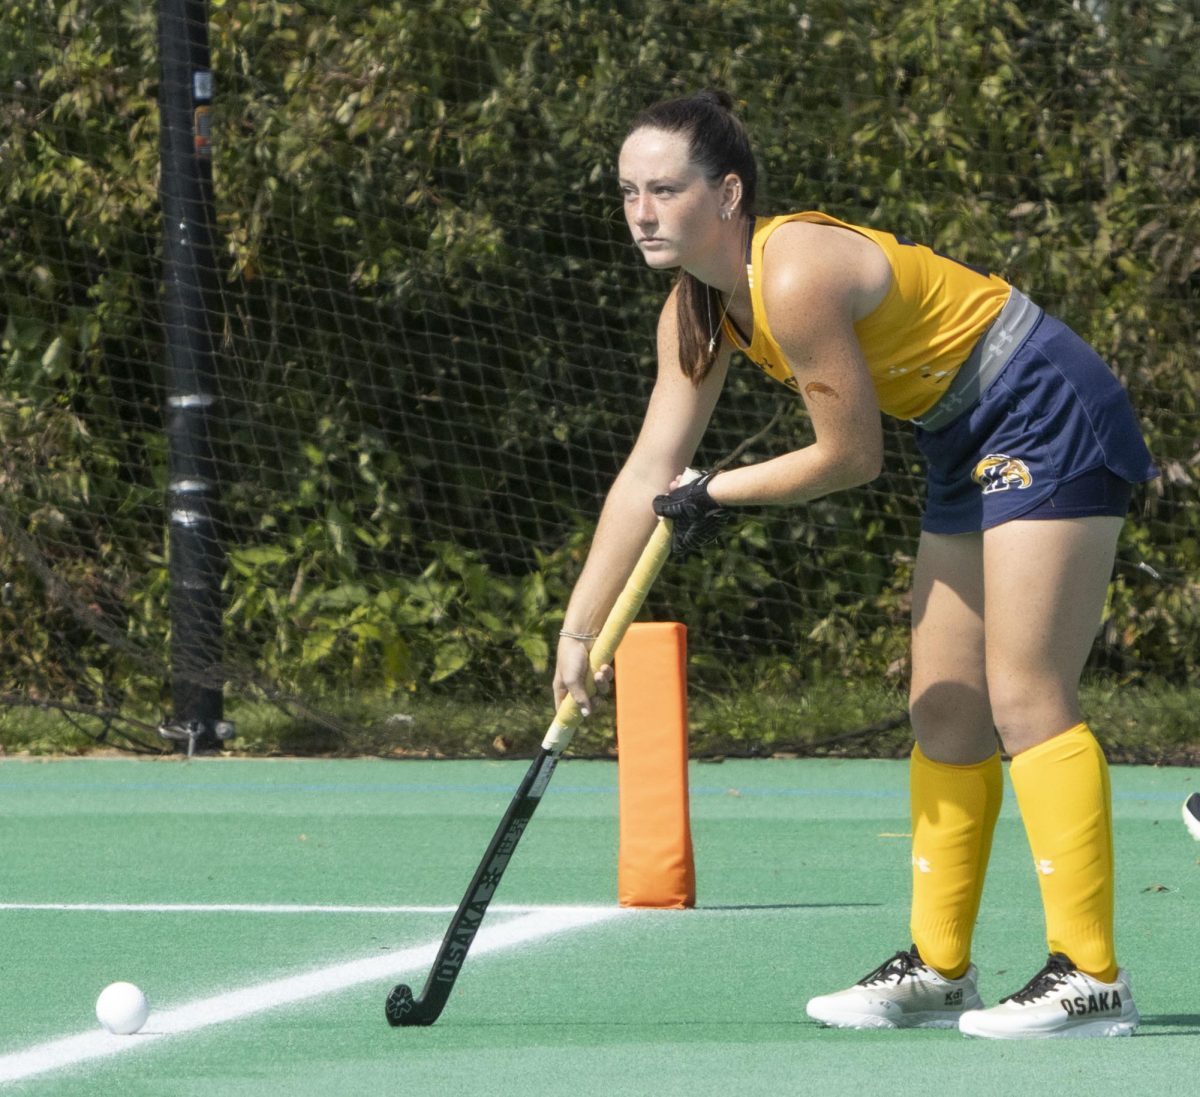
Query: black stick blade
385 983 435 1027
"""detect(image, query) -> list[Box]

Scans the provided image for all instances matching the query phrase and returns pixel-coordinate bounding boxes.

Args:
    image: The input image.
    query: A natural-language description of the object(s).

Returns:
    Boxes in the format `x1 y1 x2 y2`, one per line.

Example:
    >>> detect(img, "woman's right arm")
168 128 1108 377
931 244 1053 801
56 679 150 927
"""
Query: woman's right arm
552 288 730 713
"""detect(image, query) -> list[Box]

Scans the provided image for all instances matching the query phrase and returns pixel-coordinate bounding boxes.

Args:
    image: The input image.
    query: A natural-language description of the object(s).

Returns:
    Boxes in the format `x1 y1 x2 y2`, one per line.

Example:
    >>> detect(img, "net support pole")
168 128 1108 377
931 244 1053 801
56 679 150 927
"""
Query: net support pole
157 0 232 754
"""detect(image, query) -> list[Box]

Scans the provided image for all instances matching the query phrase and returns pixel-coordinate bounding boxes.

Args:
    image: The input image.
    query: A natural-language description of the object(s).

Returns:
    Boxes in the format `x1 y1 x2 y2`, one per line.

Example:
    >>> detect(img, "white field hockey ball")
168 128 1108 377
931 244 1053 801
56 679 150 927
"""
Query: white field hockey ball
95 982 150 1035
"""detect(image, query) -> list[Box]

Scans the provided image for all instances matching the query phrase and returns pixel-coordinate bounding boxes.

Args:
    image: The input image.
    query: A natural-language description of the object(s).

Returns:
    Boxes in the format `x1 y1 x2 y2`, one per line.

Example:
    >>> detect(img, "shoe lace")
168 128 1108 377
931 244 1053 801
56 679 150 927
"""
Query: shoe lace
857 946 924 987
1001 952 1075 1004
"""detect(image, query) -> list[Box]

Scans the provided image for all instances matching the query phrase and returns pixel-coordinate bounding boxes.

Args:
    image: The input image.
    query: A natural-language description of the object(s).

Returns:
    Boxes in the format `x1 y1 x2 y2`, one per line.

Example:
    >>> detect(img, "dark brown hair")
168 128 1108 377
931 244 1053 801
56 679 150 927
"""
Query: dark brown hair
627 90 758 385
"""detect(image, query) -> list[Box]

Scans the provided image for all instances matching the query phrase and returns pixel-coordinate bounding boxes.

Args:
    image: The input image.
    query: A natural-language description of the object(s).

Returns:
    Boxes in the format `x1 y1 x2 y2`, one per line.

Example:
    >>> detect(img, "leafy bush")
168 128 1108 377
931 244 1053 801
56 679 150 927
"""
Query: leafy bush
1 0 1196 728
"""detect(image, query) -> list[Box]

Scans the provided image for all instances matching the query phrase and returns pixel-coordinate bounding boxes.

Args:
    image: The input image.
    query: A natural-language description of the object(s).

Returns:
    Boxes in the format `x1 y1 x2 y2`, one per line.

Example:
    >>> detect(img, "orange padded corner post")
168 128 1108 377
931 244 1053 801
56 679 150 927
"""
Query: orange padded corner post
614 621 695 908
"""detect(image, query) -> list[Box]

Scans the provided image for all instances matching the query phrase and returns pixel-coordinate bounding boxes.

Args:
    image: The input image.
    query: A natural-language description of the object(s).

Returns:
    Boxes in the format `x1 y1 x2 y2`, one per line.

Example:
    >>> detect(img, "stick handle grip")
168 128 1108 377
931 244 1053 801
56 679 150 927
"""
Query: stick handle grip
542 517 673 752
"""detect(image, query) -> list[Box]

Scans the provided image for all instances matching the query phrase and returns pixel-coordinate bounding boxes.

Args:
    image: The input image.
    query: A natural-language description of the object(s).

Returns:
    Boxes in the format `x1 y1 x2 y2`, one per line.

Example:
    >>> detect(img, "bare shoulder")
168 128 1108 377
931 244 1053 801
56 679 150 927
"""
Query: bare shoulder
651 279 731 389
655 280 698 350
760 220 891 331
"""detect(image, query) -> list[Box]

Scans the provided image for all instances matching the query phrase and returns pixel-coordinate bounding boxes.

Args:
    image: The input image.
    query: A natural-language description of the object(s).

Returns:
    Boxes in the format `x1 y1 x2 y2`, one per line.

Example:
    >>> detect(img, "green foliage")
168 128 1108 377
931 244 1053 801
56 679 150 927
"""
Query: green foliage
1 0 1197 732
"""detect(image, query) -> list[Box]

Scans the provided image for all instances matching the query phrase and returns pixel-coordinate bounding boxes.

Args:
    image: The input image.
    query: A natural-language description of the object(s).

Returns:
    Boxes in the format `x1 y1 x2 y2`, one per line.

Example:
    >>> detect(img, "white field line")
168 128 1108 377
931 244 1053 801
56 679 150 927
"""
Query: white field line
0 905 622 1087
0 902 604 915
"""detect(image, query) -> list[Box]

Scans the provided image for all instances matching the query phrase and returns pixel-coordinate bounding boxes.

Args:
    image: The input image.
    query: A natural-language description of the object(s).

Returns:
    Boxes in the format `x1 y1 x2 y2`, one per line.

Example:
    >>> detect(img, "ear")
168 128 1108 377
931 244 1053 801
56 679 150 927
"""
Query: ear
719 173 743 215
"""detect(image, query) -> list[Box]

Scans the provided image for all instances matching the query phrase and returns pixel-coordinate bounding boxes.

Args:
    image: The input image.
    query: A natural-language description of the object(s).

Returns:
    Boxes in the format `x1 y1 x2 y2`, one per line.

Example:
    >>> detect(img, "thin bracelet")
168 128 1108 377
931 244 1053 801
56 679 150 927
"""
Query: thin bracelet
559 628 599 642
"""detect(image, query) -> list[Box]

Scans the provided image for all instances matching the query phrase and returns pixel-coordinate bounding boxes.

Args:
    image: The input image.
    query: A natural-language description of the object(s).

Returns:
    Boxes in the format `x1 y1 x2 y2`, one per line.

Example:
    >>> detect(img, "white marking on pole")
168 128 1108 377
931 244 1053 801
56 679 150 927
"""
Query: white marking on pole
0 906 620 1086
169 479 211 494
166 393 215 409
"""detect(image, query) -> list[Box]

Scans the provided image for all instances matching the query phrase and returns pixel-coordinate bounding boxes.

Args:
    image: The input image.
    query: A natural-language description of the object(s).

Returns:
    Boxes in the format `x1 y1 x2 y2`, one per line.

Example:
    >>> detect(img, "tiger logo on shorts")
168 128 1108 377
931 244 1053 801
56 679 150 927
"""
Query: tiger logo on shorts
972 453 1033 494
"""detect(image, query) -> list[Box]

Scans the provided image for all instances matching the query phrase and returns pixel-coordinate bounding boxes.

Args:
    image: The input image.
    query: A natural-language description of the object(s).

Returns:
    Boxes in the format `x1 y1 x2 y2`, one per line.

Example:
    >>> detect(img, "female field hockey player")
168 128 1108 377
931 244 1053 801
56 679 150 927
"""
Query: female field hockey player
552 90 1156 1039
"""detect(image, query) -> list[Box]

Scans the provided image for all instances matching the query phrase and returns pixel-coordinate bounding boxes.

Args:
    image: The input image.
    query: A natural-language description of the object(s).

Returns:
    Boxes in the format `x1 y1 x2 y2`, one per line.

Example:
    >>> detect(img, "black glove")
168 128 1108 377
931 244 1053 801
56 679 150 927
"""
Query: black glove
652 471 732 557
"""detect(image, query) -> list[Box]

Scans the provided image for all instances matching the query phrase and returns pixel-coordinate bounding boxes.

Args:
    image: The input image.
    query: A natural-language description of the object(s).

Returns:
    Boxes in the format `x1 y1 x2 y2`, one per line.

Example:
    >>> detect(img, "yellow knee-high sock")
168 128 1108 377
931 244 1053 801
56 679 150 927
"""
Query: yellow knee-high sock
909 744 1003 979
1009 723 1117 982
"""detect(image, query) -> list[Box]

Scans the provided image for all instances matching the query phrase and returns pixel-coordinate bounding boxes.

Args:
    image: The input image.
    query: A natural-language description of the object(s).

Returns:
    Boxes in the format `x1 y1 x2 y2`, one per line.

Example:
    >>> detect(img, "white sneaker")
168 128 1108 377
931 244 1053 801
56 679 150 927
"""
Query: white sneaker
806 945 983 1029
1184 792 1200 840
959 952 1139 1039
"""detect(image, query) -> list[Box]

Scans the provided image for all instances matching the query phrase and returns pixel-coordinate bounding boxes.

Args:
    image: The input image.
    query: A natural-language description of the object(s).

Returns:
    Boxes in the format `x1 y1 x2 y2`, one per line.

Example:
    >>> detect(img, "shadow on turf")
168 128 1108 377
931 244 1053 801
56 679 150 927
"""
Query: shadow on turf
697 903 882 911
1133 1014 1200 1036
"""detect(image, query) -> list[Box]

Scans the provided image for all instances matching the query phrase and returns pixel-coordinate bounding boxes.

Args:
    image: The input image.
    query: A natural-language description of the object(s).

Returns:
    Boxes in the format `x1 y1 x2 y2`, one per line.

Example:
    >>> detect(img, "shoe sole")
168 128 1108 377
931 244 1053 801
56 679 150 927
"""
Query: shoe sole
807 1009 969 1030
959 1011 1139 1039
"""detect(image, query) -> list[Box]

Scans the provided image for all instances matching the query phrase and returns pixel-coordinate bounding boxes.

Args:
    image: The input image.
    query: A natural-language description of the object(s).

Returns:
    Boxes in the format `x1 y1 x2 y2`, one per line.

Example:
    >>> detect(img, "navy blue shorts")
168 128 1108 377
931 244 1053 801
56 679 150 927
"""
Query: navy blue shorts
916 313 1157 534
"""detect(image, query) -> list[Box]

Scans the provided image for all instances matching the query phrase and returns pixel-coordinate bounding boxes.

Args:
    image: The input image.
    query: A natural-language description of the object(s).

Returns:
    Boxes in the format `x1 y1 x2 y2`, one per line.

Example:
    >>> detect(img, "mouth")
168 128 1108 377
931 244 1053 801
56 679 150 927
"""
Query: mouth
638 237 668 249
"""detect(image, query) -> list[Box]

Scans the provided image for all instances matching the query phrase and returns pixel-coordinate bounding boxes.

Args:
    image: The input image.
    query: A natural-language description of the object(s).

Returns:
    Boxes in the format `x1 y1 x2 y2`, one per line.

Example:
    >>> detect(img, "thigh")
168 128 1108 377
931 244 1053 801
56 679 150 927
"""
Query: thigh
910 530 995 763
982 516 1123 753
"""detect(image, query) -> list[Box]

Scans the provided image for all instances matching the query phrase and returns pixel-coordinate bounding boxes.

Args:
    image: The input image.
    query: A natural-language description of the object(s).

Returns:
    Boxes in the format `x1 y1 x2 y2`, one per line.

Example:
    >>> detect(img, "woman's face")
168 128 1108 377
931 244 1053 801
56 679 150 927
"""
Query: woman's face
618 126 728 271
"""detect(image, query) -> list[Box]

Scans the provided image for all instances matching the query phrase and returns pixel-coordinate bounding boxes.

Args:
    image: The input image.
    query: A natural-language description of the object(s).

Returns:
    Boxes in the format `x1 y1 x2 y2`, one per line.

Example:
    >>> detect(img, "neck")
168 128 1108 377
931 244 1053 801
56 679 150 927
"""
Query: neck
685 217 752 298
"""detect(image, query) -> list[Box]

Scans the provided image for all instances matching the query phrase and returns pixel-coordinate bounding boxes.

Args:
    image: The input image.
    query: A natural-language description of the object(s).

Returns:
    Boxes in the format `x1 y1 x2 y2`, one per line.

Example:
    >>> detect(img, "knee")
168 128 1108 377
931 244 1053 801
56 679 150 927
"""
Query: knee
986 675 1079 755
909 681 994 762
986 683 1029 740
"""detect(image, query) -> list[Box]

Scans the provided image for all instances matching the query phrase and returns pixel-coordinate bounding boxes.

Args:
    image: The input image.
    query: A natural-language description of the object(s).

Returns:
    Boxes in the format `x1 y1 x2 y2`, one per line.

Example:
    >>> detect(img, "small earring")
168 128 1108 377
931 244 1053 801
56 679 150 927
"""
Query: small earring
720 210 731 222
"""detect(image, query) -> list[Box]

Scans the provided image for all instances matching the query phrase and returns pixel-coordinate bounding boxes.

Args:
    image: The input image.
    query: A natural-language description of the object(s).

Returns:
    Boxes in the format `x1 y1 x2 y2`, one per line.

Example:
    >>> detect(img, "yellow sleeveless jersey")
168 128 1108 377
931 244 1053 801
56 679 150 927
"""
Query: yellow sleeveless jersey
722 211 1011 420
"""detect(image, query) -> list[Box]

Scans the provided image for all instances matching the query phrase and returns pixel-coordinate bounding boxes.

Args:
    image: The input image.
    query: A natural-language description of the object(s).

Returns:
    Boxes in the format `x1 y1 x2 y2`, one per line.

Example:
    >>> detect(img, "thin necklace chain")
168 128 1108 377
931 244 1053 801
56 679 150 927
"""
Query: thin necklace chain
707 223 752 353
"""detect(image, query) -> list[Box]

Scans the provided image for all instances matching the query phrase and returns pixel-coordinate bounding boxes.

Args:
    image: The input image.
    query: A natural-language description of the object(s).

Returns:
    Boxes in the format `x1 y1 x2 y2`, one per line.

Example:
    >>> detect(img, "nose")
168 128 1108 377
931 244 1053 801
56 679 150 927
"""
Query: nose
631 193 655 227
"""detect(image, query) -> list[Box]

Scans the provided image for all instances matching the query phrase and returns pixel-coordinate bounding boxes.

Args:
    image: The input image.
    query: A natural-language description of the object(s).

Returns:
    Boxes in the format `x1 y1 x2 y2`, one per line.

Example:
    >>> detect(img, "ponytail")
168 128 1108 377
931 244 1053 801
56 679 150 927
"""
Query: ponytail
675 271 724 385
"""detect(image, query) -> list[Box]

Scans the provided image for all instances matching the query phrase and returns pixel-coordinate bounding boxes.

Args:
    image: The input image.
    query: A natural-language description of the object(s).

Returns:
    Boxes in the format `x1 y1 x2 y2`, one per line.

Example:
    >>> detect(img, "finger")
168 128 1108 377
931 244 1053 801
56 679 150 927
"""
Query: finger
593 664 614 695
569 684 593 718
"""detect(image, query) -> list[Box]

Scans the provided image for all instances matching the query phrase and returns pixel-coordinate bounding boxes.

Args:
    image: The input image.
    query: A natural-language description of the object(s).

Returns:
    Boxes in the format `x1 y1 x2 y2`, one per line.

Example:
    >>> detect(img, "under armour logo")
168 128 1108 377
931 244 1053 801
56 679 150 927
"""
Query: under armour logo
912 856 932 874
1035 859 1055 875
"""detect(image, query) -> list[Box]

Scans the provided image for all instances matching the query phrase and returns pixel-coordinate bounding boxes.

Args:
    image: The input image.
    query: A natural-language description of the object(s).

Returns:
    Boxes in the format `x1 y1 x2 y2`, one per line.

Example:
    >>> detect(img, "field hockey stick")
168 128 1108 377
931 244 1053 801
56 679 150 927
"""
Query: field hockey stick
384 504 678 1027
